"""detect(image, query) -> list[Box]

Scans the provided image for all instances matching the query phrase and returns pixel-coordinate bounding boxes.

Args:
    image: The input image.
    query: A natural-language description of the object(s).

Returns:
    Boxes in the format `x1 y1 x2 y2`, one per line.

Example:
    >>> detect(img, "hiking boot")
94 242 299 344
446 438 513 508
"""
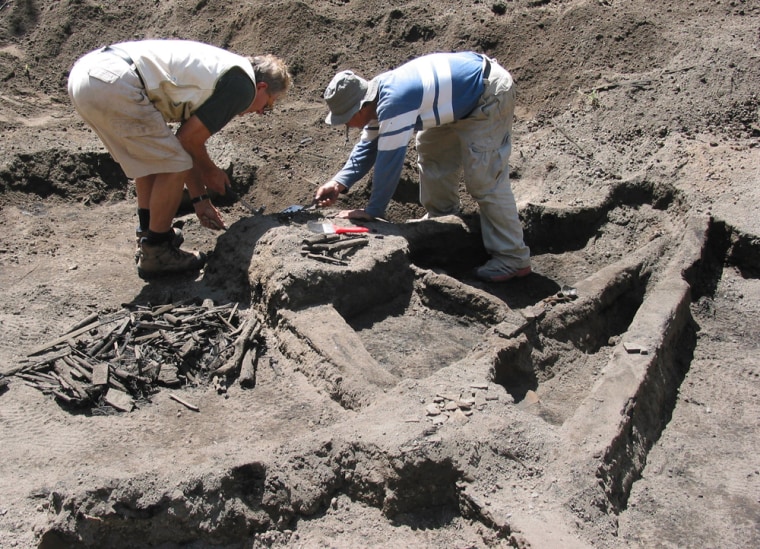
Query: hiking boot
137 240 206 279
134 227 184 264
135 226 184 248
475 261 532 283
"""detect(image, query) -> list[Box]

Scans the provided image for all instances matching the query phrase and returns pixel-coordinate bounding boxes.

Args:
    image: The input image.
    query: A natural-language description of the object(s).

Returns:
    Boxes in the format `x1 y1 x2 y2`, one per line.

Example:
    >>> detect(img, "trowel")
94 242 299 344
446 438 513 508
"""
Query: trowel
281 200 318 214
307 221 370 235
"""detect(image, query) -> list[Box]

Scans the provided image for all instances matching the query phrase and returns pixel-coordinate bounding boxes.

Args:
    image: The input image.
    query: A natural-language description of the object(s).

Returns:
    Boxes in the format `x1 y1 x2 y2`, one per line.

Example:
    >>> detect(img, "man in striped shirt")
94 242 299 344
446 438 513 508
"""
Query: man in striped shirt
315 52 531 283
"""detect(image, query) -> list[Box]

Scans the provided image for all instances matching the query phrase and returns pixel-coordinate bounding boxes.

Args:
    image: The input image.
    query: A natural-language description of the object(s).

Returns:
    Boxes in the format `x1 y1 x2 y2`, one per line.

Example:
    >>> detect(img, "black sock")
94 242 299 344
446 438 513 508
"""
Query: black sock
144 230 174 245
137 208 150 231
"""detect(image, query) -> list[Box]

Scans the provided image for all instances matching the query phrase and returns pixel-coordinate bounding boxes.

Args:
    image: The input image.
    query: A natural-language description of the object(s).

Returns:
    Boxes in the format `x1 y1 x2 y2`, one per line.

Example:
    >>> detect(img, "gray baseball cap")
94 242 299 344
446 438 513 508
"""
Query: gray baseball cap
324 70 378 125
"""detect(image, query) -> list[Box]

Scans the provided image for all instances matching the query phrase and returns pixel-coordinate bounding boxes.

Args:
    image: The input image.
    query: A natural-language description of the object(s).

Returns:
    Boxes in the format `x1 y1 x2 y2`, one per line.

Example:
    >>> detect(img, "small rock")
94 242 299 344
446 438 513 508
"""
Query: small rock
524 390 540 404
457 398 474 409
623 340 648 354
431 414 447 425
523 305 546 321
449 409 469 425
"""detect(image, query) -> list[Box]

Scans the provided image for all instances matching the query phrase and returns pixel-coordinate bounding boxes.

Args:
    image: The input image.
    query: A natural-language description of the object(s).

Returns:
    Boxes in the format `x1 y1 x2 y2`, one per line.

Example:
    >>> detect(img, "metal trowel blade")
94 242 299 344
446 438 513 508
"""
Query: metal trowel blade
281 205 305 213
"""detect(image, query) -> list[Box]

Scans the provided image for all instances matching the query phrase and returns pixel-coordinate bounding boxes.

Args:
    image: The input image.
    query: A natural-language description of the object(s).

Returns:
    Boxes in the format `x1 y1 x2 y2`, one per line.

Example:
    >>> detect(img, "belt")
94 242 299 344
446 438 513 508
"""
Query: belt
483 57 492 80
103 45 145 88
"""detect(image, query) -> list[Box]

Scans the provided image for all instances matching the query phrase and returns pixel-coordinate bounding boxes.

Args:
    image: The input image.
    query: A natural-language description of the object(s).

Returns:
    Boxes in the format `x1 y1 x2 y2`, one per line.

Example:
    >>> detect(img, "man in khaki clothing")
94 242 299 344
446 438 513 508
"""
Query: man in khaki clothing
68 39 291 279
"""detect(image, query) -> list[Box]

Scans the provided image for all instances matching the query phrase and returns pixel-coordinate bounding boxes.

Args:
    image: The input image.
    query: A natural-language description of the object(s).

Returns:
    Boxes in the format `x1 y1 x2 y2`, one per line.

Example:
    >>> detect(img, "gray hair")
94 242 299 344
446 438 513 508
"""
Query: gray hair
249 54 292 96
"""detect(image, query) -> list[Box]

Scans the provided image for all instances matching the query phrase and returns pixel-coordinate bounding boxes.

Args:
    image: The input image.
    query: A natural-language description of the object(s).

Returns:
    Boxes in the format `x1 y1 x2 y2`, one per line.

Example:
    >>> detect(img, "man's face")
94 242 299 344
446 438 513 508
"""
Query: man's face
346 103 375 128
245 82 279 115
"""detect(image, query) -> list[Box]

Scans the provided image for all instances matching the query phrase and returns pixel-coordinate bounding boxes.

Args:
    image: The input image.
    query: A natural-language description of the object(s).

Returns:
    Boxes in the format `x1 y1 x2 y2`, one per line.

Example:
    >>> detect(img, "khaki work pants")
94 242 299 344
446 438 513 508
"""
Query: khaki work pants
415 60 530 269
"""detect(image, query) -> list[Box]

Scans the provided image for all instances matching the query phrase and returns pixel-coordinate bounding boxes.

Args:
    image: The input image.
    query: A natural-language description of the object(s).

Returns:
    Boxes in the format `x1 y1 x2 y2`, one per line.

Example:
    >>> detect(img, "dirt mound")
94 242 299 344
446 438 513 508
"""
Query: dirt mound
1 1 759 548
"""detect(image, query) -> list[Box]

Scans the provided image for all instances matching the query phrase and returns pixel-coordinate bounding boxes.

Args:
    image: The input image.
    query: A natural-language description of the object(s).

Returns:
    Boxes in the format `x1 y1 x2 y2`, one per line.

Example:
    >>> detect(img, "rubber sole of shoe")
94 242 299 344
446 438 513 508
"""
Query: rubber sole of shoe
477 265 532 283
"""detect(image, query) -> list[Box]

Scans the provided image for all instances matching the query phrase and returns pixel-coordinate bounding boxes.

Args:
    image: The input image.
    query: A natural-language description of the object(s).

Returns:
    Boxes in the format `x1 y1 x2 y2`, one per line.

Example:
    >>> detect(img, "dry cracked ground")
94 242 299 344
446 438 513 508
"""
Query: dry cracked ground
1 1 759 548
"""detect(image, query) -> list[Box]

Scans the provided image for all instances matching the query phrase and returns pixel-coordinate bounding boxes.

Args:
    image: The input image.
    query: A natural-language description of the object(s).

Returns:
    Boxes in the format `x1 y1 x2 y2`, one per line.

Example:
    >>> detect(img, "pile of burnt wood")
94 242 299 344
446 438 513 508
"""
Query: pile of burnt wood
300 233 369 265
12 300 262 413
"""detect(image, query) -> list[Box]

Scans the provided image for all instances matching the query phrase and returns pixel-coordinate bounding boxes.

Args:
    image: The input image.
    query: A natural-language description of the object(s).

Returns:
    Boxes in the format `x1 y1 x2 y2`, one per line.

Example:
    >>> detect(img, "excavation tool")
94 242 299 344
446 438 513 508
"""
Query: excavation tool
281 205 303 214
281 200 318 214
307 221 370 235
225 184 263 215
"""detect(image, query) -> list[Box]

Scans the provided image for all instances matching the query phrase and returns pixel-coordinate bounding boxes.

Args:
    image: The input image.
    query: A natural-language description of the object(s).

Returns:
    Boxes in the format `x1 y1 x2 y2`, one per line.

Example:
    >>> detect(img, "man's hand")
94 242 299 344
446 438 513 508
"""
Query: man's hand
336 209 374 220
314 181 346 208
194 199 227 231
177 115 229 195
202 166 230 195
189 165 229 196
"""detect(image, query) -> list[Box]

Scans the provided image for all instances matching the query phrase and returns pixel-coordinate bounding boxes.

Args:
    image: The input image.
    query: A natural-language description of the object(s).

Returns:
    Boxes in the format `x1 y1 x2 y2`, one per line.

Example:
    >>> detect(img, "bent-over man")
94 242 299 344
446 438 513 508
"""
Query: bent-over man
68 39 291 279
314 52 530 282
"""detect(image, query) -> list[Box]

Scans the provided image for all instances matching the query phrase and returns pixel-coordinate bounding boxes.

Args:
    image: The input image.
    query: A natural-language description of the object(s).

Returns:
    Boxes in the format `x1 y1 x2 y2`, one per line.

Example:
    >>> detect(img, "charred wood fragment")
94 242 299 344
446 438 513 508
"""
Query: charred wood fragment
15 301 257 413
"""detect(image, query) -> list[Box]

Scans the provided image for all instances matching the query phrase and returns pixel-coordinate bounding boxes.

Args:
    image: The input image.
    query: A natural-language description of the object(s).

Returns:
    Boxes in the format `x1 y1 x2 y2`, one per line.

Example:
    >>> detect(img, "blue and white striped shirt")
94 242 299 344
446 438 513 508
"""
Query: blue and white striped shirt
332 52 486 218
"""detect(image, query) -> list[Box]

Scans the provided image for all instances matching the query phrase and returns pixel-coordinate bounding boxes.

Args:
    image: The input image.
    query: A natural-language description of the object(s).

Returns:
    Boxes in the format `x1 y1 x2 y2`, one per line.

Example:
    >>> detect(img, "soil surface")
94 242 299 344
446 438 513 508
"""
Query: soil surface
1 1 759 548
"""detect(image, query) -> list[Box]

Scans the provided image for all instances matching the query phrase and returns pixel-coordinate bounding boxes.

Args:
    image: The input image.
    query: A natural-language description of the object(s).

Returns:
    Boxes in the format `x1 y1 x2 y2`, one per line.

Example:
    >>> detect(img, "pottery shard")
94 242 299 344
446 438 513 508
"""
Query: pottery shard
426 403 441 416
444 401 459 411
105 388 134 412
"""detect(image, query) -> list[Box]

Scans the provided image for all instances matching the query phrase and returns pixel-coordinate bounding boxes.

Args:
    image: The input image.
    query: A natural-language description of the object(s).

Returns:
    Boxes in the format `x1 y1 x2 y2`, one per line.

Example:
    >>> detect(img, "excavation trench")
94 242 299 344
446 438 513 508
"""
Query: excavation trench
0 2 754 547
35 178 718 547
38 440 471 549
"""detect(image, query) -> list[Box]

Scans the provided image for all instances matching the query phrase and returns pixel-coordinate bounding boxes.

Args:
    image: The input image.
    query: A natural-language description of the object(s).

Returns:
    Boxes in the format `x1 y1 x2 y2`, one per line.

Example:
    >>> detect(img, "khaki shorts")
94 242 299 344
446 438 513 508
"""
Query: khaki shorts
67 49 192 179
